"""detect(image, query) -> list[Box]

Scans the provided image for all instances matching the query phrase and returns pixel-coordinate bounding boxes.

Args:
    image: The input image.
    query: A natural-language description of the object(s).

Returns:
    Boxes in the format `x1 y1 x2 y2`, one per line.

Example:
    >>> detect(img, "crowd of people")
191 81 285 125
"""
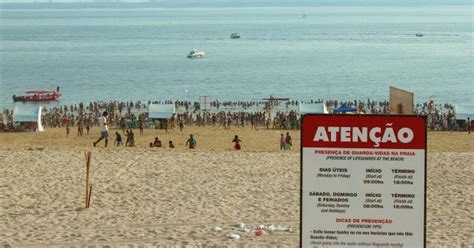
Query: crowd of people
0 98 470 134
85 109 295 151
416 101 458 131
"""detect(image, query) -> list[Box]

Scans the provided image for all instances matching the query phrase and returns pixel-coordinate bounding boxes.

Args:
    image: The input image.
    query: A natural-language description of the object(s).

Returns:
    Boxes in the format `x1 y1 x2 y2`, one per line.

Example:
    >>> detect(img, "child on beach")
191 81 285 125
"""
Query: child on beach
284 132 292 150
186 134 197 149
280 133 285 150
115 132 123 147
153 137 162 147
232 135 242 150
169 140 175 148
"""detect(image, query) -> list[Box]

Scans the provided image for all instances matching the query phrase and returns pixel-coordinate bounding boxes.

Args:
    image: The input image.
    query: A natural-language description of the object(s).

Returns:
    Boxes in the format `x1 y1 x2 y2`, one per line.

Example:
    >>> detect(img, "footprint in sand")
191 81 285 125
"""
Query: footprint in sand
105 184 126 194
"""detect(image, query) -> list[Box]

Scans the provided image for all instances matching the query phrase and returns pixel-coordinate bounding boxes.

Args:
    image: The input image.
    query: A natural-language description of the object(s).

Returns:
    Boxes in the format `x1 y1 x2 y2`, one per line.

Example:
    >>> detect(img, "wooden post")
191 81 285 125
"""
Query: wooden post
85 151 91 208
87 185 93 208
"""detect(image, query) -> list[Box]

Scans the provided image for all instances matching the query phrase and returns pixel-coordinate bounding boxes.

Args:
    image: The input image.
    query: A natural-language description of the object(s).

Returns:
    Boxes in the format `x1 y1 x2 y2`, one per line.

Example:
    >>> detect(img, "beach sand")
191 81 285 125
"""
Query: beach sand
0 126 472 152
0 127 473 247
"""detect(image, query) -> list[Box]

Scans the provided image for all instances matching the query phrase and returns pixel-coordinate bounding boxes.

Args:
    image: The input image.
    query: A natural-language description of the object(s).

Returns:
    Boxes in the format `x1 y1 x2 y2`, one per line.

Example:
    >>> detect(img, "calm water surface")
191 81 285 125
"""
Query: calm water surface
0 5 472 108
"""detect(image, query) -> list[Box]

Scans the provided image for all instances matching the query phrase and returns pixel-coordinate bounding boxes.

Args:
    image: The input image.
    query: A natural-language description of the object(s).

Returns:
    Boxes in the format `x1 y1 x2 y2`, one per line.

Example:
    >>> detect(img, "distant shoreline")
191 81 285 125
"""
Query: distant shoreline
1 1 471 10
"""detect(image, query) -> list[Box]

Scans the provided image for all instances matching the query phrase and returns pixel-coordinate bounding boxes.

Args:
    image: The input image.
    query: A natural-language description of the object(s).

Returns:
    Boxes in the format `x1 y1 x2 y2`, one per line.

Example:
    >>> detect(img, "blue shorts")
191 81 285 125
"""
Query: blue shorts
101 131 109 139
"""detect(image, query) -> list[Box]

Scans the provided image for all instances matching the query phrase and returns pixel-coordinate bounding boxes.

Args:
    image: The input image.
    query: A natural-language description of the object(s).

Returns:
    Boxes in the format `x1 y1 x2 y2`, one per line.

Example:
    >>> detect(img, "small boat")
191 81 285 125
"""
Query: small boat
12 86 61 102
187 49 205 58
416 33 424 37
230 33 240 39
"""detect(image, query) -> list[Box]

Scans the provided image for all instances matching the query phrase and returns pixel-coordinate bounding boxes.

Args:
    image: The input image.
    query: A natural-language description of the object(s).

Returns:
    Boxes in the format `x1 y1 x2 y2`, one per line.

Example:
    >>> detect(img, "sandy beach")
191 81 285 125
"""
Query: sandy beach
1 1 472 246
0 126 472 152
0 127 473 247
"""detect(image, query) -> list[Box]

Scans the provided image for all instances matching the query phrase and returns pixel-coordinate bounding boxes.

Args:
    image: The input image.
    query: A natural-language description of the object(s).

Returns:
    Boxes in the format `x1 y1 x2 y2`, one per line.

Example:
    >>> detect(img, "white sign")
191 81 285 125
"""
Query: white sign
199 96 211 111
301 115 426 248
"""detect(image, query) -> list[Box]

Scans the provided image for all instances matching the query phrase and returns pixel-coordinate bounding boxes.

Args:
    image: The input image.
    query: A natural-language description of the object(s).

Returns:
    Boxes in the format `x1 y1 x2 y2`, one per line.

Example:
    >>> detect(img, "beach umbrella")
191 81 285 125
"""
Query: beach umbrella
333 104 357 113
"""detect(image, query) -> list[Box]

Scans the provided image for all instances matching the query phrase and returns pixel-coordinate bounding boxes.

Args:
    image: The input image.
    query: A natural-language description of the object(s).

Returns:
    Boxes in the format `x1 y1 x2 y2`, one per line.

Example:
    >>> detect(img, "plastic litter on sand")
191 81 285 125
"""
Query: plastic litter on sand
229 233 241 240
212 222 292 240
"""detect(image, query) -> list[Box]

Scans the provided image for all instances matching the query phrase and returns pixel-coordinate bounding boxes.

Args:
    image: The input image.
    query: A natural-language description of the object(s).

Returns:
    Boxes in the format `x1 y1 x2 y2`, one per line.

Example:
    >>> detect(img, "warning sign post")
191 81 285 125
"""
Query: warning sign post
300 115 426 248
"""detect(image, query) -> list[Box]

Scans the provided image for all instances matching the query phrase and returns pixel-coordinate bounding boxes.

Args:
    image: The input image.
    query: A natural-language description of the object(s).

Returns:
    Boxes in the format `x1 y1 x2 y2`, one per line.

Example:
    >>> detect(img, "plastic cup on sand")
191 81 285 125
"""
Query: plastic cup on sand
229 233 240 240
267 224 276 232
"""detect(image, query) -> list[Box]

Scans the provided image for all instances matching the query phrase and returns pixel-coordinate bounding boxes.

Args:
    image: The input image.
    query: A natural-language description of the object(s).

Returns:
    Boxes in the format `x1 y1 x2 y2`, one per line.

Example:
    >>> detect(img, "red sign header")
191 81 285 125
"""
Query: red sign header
302 115 426 149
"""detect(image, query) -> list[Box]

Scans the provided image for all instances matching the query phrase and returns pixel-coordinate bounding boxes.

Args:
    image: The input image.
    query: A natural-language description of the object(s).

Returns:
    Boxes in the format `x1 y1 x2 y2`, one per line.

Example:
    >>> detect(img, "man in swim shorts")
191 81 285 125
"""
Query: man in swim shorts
93 111 109 147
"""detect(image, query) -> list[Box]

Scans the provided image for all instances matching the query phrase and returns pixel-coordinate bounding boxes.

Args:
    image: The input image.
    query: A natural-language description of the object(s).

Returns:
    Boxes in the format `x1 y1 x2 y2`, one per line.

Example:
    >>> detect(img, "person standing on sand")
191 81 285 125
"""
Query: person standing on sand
179 120 184 132
468 117 471 134
85 120 90 135
169 140 175 148
66 123 70 138
232 135 242 150
186 134 197 149
139 120 144 135
93 111 109 147
120 117 126 134
164 119 169 134
125 130 130 146
77 119 83 137
280 133 285 150
226 115 232 129
128 130 135 147
115 132 123 147
285 132 292 150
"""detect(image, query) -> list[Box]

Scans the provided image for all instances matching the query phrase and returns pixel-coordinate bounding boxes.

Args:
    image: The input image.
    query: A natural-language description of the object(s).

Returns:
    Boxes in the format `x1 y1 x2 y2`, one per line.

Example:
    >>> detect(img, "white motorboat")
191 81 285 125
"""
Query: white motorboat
230 33 240 39
187 49 205 58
